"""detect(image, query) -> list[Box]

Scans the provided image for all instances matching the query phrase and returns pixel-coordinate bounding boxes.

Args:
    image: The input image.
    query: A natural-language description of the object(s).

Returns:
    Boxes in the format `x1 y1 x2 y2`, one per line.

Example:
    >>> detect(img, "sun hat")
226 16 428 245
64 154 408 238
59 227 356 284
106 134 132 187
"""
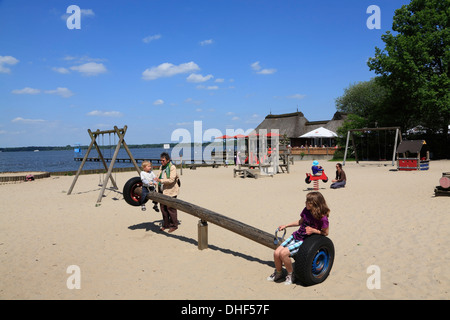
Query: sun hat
312 160 319 166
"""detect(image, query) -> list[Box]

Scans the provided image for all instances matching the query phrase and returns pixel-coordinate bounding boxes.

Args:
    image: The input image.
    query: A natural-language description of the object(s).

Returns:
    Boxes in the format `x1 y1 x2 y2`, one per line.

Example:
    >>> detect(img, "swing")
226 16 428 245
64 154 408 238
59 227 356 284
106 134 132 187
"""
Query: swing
67 126 140 205
342 127 402 166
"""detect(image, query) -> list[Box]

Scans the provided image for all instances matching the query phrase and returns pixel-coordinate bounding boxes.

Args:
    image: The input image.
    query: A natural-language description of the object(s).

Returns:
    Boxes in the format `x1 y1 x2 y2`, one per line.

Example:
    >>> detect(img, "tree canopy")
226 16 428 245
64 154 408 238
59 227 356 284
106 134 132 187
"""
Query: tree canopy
367 0 449 135
336 0 449 158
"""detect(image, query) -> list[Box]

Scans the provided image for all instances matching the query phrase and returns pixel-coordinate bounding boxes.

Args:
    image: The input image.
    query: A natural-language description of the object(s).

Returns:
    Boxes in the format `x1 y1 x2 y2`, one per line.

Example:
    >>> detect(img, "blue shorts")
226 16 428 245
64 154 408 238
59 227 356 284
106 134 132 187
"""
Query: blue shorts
281 235 304 256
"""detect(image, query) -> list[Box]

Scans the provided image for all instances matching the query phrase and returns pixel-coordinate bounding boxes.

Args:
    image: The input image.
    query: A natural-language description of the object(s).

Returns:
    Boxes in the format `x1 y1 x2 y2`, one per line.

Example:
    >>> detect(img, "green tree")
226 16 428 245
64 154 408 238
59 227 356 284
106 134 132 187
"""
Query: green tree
367 0 450 139
335 78 388 128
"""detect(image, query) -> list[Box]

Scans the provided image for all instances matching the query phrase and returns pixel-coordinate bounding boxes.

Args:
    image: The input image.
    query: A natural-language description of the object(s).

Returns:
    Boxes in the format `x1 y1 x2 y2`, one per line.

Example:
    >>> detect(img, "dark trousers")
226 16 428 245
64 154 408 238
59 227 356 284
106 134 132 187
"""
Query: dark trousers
161 196 178 228
140 186 157 206
330 180 346 189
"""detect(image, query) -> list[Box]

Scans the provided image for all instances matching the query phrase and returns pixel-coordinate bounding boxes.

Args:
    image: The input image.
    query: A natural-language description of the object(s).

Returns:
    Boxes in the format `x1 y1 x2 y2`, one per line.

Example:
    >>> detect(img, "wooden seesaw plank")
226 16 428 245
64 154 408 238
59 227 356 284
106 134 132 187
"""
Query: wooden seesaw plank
134 187 278 250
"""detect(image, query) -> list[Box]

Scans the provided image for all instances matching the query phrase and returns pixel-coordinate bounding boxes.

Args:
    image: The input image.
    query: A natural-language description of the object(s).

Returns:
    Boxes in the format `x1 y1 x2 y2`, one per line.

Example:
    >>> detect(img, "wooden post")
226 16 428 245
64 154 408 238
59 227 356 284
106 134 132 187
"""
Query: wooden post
134 188 278 250
351 132 358 164
343 131 350 166
180 156 183 176
198 220 208 250
96 127 124 204
392 128 400 167
67 130 96 195
118 126 141 174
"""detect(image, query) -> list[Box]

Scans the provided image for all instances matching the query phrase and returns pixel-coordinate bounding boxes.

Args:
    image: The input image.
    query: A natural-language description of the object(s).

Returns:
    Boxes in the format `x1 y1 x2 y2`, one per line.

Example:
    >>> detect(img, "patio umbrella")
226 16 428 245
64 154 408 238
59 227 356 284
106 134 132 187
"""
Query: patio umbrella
299 127 337 138
299 127 337 147
215 135 233 139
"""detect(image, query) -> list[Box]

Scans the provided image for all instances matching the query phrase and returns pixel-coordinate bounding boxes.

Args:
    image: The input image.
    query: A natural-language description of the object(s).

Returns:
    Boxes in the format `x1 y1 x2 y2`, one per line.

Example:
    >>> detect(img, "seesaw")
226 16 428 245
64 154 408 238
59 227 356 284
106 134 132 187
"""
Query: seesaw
123 177 335 286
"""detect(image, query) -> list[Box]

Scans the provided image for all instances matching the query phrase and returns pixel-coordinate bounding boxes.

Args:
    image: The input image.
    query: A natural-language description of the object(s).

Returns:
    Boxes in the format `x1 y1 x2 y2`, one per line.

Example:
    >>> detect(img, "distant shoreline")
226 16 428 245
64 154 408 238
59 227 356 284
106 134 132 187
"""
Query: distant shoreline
0 142 213 153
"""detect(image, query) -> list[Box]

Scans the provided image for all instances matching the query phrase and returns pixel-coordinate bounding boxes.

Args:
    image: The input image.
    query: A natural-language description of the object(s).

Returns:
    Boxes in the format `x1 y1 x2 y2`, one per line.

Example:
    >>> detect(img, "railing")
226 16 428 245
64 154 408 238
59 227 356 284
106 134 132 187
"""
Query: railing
288 147 337 156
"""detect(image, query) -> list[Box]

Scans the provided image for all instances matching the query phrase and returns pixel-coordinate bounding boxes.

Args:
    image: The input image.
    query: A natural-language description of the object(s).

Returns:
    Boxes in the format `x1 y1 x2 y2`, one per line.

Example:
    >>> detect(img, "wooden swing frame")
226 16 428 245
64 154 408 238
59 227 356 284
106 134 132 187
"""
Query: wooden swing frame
342 127 402 166
67 125 141 204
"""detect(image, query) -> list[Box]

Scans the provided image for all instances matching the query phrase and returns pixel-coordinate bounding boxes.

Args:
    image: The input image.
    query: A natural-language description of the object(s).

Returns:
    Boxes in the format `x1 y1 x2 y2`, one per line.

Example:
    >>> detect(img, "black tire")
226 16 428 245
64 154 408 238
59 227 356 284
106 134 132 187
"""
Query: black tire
305 176 311 184
323 179 328 183
123 176 147 206
293 234 334 286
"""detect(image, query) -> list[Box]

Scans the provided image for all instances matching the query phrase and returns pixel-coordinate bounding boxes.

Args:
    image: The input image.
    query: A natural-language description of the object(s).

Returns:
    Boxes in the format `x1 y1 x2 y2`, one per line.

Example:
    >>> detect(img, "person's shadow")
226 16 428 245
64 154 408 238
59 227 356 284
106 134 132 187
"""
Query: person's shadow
128 220 274 267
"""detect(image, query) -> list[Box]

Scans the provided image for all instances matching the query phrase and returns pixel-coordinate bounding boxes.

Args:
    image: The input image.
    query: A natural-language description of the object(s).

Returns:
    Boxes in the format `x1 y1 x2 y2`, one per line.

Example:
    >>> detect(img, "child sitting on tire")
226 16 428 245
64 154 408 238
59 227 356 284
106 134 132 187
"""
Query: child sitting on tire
267 191 330 285
140 161 159 212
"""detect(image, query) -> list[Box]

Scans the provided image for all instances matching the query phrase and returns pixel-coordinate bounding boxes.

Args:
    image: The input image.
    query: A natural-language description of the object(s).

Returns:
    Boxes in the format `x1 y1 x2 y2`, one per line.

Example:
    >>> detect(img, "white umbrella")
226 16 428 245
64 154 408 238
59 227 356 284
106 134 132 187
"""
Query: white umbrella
300 127 337 147
300 127 337 138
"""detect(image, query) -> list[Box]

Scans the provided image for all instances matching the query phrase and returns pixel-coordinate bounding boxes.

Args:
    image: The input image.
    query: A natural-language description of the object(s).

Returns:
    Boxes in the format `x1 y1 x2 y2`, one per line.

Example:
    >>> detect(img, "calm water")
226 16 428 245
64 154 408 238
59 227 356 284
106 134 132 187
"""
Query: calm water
0 147 177 173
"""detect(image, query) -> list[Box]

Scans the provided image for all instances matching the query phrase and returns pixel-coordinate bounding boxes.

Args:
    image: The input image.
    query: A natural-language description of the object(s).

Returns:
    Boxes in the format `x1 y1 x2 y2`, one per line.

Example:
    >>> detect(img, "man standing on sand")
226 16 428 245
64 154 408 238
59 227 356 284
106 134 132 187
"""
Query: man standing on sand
155 152 180 233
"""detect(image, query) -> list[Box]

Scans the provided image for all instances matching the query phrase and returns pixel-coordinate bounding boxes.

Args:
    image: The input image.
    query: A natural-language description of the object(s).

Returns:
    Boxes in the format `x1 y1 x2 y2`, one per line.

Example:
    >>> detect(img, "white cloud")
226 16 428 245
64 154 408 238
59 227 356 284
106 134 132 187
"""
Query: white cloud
215 78 225 83
143 34 161 43
200 39 214 46
63 55 105 63
12 117 46 124
70 62 107 76
153 99 164 105
81 9 95 17
184 97 203 105
52 67 70 74
86 110 123 117
196 85 219 90
258 68 277 75
0 56 19 73
11 87 40 95
11 87 73 98
61 8 95 20
176 121 192 126
142 62 200 80
251 61 261 71
287 93 306 100
45 87 74 98
251 61 277 75
186 73 213 83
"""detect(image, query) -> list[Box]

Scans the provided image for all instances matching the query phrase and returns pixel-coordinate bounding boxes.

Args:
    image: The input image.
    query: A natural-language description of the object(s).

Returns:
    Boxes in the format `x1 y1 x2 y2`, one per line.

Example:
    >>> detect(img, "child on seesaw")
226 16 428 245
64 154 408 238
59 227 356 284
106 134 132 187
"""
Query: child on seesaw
267 191 330 285
140 161 159 212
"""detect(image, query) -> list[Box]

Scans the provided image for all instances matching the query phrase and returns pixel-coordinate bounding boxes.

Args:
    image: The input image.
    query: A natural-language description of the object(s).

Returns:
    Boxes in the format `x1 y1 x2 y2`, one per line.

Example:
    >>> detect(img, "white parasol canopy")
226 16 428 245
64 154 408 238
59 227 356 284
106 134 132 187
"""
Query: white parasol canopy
299 127 337 138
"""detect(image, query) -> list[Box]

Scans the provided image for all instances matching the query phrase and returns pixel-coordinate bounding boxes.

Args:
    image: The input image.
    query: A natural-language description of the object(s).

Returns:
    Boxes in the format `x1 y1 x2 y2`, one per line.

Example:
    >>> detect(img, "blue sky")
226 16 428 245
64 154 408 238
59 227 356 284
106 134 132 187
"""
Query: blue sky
0 0 411 147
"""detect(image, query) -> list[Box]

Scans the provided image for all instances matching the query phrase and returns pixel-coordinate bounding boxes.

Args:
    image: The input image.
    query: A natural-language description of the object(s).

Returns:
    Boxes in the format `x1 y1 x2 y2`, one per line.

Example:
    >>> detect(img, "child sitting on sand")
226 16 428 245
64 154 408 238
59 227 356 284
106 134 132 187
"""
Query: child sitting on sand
140 161 159 212
267 191 330 285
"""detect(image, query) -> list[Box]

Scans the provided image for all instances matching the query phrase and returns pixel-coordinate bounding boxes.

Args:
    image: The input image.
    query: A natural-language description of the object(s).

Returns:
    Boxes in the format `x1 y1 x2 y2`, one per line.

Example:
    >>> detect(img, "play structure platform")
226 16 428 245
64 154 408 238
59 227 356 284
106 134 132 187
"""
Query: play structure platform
397 140 430 171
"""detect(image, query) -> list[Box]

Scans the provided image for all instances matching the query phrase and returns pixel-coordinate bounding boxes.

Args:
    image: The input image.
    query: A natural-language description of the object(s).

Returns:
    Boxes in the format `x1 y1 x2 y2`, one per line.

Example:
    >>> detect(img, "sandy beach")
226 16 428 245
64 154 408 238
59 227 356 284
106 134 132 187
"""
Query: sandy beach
0 160 449 300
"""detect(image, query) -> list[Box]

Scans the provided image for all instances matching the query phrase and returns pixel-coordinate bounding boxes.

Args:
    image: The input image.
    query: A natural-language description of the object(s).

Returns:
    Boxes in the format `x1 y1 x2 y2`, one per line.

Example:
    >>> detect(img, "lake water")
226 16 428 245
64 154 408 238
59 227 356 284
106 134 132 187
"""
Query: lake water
0 147 176 173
